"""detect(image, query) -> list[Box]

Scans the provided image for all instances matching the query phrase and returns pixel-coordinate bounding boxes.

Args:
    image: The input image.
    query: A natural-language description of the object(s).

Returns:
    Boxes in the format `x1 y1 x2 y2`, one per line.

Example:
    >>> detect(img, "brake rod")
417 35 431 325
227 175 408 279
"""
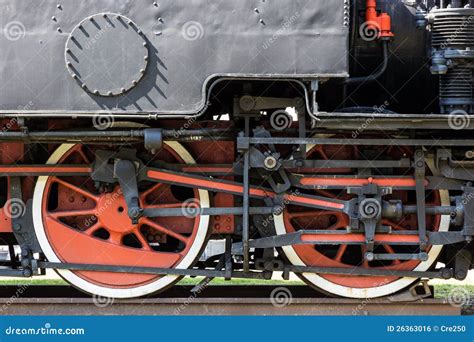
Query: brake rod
35 261 452 280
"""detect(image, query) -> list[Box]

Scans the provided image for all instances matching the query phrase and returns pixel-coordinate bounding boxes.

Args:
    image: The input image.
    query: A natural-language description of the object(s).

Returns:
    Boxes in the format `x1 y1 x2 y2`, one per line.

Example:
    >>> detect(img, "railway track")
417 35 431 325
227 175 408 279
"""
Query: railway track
0 286 465 316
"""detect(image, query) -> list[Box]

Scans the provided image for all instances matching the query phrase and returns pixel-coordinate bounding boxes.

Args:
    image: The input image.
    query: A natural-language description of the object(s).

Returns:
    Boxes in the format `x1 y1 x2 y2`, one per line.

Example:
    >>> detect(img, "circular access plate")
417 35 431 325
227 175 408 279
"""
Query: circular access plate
65 13 149 97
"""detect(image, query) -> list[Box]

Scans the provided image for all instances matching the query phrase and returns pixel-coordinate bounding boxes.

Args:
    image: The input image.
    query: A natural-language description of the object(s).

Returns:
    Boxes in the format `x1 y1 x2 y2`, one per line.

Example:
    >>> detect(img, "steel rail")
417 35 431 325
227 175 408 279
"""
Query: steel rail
0 286 462 316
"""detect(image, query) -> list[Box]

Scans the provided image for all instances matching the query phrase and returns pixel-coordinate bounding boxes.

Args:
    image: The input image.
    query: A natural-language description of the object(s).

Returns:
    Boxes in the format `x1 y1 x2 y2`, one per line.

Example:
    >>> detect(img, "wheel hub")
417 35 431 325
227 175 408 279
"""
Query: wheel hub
96 188 137 235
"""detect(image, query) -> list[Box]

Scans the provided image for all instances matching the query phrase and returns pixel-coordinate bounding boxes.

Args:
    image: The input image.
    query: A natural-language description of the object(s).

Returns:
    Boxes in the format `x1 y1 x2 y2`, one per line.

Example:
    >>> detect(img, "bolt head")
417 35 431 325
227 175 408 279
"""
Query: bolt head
22 268 32 277
365 252 375 262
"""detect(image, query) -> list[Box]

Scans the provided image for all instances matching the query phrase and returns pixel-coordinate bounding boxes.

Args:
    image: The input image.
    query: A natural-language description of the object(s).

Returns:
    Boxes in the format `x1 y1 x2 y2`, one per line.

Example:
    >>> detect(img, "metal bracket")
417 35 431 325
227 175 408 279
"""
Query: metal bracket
348 183 390 256
114 159 143 224
388 280 432 302
9 177 41 255
144 128 163 153
438 149 474 181
454 249 472 280
415 150 428 251
462 187 474 242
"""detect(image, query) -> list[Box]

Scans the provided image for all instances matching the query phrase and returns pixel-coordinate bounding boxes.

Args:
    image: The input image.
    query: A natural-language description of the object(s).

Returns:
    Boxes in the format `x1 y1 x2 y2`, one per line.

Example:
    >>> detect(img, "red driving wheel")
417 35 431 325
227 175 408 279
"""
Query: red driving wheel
275 143 450 298
33 143 210 298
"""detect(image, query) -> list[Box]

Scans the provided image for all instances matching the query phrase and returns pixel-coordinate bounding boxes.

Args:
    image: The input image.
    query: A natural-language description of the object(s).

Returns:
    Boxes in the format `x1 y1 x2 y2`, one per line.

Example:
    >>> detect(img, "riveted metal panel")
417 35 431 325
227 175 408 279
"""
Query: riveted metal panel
0 0 348 116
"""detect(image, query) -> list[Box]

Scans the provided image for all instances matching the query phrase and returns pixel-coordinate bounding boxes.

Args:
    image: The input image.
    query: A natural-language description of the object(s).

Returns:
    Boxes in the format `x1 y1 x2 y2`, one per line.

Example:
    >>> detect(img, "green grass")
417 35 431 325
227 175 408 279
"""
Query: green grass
432 284 474 299
0 278 471 300
0 277 304 287
0 279 68 286
177 277 305 286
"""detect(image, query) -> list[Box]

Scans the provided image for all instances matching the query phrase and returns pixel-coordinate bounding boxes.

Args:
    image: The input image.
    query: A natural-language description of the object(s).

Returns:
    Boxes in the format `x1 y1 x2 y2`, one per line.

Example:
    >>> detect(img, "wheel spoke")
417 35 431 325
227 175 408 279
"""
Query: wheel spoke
77 146 91 164
53 177 98 201
108 231 123 245
133 228 152 251
49 208 97 219
334 244 347 262
83 222 101 236
360 246 369 267
319 149 329 160
140 183 165 200
141 218 189 244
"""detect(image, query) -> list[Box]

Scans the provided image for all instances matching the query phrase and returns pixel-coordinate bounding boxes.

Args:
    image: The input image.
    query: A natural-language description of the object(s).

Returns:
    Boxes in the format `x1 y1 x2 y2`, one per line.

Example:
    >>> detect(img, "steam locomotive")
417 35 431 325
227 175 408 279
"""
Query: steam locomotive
0 0 473 299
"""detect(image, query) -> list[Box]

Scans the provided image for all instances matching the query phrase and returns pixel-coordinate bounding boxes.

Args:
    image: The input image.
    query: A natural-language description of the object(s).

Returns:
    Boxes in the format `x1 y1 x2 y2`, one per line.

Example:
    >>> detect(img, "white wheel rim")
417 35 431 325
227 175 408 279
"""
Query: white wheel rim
274 156 450 299
33 142 210 298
